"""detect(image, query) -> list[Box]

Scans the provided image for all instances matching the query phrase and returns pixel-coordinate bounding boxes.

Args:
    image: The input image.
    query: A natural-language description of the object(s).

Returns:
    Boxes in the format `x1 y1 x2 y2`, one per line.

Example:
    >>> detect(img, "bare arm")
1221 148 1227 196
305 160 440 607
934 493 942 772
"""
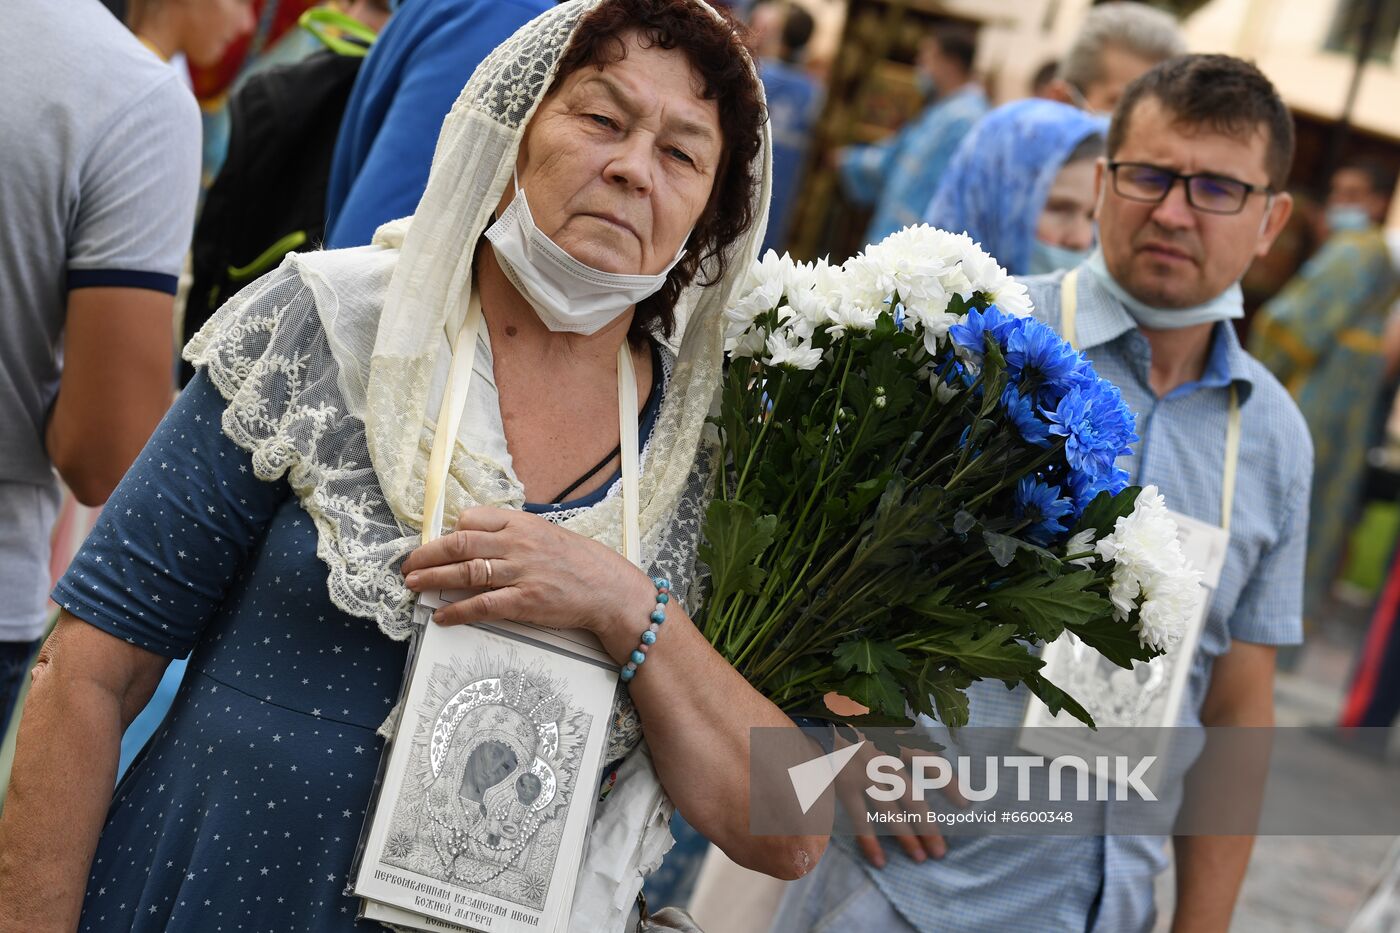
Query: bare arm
1171 641 1277 933
0 614 168 931
596 573 828 880
45 287 175 506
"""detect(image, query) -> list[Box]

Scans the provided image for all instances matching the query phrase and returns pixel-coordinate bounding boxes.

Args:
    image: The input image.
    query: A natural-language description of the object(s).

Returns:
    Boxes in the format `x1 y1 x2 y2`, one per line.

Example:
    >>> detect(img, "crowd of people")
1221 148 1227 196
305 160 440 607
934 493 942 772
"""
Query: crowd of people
0 0 1397 931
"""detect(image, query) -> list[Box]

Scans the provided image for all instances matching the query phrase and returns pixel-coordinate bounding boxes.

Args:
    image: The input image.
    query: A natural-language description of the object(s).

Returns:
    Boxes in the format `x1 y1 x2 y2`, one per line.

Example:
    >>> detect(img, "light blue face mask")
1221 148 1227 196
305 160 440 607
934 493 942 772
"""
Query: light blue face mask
1029 239 1092 275
1326 204 1373 234
1084 249 1244 330
915 72 938 100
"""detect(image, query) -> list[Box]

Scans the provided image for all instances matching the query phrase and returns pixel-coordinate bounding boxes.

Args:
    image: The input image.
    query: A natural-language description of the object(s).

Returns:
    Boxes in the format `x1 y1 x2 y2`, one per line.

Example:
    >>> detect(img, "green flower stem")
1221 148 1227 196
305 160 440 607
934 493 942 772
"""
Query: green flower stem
749 560 892 683
890 385 945 473
732 368 788 497
747 339 857 587
928 437 1010 493
729 514 832 667
945 375 990 478
955 443 1064 513
764 664 833 706
926 551 986 589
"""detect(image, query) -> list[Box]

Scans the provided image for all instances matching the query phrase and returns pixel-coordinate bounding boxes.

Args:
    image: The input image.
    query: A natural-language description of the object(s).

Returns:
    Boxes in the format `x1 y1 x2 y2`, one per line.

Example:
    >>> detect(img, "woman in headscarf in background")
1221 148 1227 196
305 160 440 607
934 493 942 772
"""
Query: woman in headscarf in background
923 98 1106 276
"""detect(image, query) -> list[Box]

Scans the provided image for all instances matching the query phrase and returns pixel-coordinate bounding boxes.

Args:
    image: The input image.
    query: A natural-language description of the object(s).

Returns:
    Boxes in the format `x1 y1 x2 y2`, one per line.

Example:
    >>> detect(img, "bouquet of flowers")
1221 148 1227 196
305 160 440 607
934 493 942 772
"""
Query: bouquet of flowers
695 226 1202 733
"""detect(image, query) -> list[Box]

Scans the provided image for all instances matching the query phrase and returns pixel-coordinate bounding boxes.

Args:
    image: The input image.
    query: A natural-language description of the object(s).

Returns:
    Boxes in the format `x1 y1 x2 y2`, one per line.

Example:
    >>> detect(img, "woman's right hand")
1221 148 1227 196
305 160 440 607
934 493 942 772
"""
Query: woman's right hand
401 506 656 662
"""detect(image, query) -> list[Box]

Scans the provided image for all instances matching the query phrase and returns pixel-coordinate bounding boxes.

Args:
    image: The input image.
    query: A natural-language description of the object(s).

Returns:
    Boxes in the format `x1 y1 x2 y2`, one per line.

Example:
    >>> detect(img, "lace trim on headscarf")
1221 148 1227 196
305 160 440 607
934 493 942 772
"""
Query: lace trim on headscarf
186 257 706 640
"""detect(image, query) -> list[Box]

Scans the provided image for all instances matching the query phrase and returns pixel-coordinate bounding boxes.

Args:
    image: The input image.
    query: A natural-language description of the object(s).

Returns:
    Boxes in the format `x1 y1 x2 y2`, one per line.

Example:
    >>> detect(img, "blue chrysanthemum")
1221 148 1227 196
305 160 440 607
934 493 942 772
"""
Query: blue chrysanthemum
949 304 1024 357
1000 384 1050 447
1044 381 1138 479
1004 320 1081 402
1064 463 1132 513
1014 477 1075 544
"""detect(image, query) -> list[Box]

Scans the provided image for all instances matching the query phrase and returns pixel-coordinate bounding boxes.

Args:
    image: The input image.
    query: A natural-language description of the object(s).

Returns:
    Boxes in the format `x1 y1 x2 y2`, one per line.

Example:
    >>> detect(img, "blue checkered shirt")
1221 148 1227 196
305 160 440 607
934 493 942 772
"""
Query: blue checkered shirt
853 267 1313 933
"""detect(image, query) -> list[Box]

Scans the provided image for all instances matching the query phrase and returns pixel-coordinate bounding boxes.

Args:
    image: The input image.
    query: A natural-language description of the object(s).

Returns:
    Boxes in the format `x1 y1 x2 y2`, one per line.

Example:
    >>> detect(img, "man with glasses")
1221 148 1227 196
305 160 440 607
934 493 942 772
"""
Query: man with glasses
771 54 1310 933
1018 54 1308 931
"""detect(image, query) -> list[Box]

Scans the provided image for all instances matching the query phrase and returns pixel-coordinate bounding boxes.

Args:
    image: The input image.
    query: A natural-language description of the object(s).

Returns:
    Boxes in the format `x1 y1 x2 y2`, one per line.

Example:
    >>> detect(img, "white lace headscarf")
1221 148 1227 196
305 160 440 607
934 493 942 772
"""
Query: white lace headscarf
187 0 771 640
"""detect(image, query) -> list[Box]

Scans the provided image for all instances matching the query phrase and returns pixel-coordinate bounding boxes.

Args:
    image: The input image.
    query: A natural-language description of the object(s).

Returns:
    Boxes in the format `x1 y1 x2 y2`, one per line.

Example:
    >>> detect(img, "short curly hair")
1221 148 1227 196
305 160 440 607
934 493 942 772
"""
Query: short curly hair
551 0 766 344
1109 54 1295 190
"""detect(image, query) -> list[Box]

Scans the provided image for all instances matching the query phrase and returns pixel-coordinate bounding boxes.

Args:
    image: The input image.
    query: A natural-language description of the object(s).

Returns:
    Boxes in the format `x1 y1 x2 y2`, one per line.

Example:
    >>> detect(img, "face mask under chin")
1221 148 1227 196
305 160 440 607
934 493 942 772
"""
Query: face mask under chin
1085 248 1244 330
484 177 689 336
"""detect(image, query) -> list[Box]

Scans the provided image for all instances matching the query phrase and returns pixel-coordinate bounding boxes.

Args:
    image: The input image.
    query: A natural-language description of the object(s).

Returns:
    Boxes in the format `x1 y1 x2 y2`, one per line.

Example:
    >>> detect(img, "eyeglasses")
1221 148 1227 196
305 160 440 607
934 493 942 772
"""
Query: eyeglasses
1107 161 1274 215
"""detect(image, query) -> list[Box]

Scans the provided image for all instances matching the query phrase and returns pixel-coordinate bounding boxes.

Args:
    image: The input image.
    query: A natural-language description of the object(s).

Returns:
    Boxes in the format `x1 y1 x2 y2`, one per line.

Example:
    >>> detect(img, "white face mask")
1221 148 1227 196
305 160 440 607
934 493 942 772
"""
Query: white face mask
1084 248 1243 330
485 174 688 336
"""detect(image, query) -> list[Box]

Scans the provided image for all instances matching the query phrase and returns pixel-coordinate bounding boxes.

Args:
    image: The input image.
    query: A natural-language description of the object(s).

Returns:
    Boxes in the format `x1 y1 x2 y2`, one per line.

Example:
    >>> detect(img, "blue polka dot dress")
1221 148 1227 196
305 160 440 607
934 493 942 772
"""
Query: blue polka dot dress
52 363 664 931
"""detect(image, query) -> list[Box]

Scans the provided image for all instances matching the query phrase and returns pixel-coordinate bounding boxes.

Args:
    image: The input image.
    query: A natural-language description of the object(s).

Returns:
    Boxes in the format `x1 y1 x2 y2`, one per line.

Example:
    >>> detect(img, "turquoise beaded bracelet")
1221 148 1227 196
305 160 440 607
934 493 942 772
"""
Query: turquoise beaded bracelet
620 577 670 683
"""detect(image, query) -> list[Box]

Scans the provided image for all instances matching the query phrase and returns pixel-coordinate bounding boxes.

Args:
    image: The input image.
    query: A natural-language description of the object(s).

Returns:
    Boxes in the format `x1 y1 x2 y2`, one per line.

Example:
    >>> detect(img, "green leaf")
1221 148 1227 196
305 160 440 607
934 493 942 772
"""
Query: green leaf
866 726 945 757
848 474 894 516
982 570 1111 641
840 672 908 718
1025 672 1095 728
696 499 777 608
833 639 912 676
1071 486 1143 539
922 624 1042 679
907 591 985 628
901 659 974 727
842 712 919 728
1065 612 1159 669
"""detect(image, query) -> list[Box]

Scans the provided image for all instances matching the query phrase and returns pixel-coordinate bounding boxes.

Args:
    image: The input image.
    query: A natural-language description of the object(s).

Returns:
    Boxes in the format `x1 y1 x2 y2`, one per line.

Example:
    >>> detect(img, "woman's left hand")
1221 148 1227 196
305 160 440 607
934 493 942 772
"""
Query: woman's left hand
400 505 651 637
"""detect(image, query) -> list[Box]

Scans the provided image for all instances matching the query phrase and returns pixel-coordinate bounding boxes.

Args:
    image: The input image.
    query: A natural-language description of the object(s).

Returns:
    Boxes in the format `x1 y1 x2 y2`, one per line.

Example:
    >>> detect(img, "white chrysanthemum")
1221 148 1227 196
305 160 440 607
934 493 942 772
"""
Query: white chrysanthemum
825 302 883 336
837 253 895 313
741 249 798 294
725 328 767 358
956 247 1004 290
842 225 957 323
778 305 817 342
1064 528 1097 568
724 276 783 340
992 279 1034 317
931 376 959 403
938 264 974 301
809 255 845 300
785 263 834 329
1095 486 1204 651
945 247 1032 318
727 249 810 338
917 311 961 355
1137 570 1203 652
764 328 824 370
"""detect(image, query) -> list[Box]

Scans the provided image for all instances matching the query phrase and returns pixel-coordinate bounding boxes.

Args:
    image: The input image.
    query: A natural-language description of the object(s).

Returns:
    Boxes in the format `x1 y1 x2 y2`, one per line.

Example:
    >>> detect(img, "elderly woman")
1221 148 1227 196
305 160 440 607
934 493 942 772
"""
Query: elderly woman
923 98 1106 276
0 1 825 929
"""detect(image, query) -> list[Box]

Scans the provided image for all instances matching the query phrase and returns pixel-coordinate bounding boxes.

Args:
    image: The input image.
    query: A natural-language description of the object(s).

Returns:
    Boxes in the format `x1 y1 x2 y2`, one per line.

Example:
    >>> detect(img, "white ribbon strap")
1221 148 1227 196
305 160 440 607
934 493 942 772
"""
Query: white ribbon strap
618 342 641 567
423 291 484 545
420 290 643 568
1221 385 1241 535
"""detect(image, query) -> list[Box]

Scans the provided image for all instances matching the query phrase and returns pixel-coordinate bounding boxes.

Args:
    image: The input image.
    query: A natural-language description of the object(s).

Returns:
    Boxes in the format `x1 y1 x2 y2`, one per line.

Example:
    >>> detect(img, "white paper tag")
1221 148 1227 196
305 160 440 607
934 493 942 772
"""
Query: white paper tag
353 615 618 932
